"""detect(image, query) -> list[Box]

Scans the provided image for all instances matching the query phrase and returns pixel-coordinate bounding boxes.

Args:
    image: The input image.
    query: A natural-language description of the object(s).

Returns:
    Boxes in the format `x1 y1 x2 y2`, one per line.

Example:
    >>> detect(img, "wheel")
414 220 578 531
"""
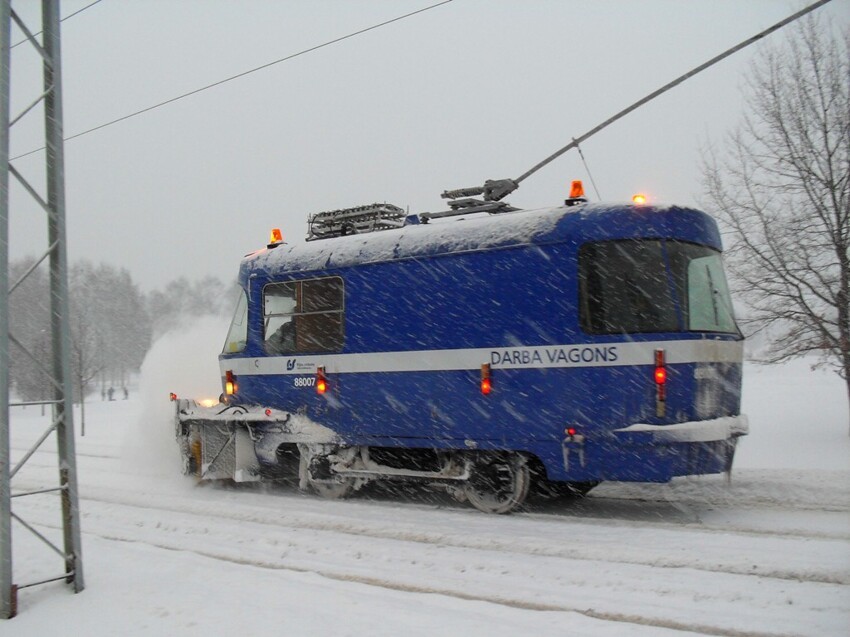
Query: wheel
299 447 357 499
309 476 356 499
463 453 531 514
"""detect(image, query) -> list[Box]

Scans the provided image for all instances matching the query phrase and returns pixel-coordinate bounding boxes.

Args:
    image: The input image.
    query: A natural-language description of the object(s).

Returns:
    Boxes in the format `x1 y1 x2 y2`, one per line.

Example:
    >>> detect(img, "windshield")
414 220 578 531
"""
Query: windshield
222 289 248 353
579 239 738 335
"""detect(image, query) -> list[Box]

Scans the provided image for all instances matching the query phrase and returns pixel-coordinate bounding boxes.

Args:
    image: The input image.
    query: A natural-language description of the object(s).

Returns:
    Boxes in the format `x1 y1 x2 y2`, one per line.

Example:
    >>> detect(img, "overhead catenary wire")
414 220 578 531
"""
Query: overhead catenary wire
10 0 104 49
510 0 834 191
10 0 454 161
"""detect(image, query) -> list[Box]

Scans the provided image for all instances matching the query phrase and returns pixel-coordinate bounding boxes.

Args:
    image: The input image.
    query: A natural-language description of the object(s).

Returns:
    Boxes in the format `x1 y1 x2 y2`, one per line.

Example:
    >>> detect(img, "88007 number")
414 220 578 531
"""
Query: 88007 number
293 377 316 388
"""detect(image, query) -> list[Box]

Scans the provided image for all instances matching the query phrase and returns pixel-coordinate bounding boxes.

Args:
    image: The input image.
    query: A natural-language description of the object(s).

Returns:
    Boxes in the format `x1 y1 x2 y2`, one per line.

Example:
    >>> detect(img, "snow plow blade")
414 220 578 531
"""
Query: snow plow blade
173 398 263 482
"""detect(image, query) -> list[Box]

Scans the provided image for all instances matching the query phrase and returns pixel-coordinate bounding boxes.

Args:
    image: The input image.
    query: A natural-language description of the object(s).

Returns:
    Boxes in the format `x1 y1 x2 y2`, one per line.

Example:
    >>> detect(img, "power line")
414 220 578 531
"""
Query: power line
10 0 104 49
10 0 454 160
512 0 833 189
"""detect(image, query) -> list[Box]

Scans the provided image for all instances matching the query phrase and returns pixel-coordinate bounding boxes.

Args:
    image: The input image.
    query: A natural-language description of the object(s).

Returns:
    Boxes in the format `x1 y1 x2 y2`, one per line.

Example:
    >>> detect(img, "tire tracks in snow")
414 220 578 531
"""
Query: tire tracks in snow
22 511 827 637
13 476 850 636
12 474 850 586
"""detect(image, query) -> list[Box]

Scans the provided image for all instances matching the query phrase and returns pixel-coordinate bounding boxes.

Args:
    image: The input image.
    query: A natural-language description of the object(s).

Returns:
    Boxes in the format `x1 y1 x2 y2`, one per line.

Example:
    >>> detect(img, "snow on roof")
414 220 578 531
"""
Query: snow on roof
239 202 696 278
243 204 586 276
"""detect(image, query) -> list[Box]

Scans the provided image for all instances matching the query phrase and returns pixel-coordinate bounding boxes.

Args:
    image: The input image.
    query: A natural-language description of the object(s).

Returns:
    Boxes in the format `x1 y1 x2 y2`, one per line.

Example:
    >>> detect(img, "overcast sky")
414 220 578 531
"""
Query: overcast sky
7 0 850 292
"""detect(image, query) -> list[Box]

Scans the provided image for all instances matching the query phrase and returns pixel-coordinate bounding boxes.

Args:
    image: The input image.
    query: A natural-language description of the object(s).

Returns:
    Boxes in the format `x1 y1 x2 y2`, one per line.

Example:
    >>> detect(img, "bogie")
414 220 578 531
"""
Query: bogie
293 443 533 513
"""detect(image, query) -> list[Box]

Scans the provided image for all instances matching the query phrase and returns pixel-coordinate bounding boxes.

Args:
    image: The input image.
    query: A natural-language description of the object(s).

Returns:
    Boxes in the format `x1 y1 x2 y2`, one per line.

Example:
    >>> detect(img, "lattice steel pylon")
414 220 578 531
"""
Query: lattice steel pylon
1 0 84 619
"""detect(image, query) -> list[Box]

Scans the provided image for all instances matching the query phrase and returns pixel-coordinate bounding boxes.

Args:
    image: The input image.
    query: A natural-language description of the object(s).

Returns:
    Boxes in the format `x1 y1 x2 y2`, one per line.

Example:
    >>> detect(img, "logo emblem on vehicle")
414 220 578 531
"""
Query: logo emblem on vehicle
286 359 297 371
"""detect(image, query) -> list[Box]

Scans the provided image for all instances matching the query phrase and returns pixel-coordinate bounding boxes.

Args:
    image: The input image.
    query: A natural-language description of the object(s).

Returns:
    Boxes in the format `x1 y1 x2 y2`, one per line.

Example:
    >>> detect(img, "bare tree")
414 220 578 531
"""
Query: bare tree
69 298 104 434
703 19 849 433
69 261 151 400
8 259 52 404
146 275 239 338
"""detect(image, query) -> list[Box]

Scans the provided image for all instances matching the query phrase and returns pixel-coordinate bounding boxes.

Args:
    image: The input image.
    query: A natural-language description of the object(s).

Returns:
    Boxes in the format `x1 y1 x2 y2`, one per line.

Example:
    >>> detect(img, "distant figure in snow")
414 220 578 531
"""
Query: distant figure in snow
123 386 129 400
107 386 115 401
101 388 106 401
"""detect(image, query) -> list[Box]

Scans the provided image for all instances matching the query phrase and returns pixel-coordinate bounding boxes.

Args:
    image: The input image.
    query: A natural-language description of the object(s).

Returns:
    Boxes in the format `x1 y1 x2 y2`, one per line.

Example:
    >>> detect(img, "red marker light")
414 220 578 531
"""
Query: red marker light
566 427 577 437
269 228 283 243
265 408 272 417
169 392 178 402
480 363 492 395
316 367 327 395
654 350 666 382
225 370 237 395
654 349 667 415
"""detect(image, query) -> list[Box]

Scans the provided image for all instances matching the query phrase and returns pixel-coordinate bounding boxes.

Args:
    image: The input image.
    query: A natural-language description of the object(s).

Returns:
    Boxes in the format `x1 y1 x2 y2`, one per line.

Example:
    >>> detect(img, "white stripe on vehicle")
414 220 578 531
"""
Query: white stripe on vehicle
222 339 743 377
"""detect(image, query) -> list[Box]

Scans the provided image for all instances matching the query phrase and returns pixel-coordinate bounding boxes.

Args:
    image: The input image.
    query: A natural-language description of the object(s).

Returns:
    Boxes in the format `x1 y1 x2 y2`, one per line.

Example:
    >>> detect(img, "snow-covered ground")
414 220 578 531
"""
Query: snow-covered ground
5 324 850 636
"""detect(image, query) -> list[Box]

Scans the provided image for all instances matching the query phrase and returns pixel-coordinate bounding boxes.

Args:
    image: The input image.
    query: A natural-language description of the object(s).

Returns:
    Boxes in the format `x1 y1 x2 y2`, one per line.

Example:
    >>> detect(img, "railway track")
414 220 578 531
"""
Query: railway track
9 421 850 637
11 466 850 637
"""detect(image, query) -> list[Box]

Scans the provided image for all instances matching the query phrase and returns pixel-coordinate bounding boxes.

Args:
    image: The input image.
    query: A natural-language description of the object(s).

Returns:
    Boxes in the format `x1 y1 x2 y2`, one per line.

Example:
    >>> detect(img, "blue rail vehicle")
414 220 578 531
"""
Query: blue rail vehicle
175 187 748 513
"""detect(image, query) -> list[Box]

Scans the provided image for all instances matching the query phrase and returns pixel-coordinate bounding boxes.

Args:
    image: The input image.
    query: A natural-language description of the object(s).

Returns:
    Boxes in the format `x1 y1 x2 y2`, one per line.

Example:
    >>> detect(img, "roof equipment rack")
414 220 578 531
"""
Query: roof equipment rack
306 203 407 241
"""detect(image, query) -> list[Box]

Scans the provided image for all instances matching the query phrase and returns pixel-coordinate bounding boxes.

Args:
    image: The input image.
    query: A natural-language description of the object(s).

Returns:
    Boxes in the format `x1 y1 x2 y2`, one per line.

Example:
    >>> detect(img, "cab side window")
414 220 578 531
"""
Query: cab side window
264 277 344 354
